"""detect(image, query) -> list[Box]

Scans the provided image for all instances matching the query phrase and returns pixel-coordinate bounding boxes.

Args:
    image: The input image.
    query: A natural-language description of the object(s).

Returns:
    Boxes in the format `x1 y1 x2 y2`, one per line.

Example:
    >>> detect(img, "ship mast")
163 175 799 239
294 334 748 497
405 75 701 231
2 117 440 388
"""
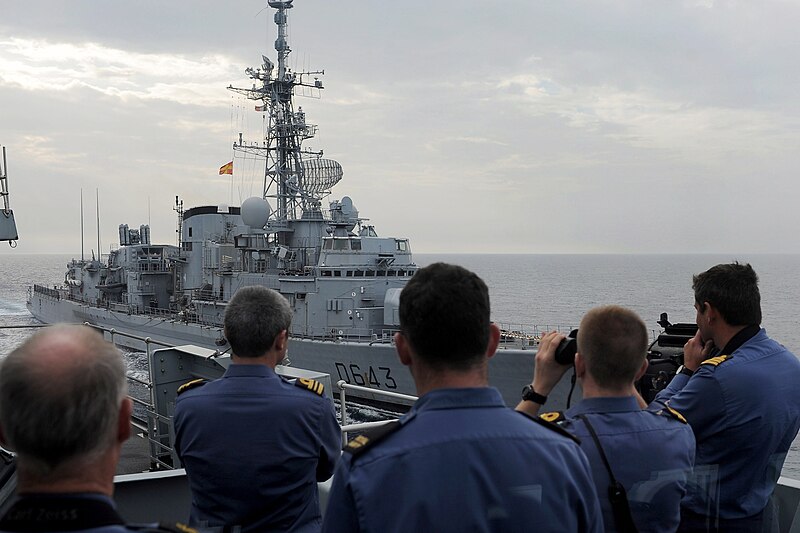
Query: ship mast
228 0 340 245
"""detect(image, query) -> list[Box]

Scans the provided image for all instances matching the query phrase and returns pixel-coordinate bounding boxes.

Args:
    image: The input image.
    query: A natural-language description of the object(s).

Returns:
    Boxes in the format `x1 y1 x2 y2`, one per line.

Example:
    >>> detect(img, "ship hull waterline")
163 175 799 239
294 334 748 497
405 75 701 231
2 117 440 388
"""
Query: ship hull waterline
27 292 582 409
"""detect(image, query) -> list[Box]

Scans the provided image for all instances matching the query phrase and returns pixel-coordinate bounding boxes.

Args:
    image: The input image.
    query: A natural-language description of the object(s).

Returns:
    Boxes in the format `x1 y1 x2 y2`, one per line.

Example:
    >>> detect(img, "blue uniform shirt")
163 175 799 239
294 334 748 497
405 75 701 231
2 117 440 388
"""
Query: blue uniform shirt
654 328 800 519
173 364 341 532
321 387 603 533
558 396 695 532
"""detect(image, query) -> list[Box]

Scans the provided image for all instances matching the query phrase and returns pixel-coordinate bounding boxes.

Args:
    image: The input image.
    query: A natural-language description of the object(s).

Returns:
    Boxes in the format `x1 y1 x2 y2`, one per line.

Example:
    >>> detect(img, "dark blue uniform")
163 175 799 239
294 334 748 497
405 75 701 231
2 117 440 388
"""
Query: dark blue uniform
0 493 189 532
654 328 800 525
549 396 695 532
321 387 602 533
173 364 341 532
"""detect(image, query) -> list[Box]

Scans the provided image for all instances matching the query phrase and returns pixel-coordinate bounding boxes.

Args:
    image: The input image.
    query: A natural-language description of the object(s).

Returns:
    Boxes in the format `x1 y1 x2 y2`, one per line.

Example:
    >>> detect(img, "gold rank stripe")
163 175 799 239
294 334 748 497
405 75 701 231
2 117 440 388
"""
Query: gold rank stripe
297 378 325 395
177 378 205 394
666 406 688 424
701 355 731 367
540 412 563 423
347 435 370 450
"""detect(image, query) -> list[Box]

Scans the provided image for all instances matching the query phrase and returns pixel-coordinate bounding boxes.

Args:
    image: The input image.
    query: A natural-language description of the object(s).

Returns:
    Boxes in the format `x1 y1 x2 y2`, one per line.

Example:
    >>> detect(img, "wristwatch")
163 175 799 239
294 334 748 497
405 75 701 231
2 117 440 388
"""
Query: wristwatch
676 365 694 377
521 384 547 405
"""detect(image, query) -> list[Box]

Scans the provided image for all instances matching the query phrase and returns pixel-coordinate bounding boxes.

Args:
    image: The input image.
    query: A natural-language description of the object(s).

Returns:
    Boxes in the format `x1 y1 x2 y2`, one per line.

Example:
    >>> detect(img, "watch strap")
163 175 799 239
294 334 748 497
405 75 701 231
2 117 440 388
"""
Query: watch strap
522 385 548 405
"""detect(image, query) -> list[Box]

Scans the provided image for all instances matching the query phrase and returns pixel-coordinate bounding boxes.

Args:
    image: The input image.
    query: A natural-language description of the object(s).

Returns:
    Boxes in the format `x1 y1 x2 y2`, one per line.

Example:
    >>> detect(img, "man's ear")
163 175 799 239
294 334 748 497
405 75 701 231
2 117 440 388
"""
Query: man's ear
395 332 412 367
118 398 133 444
634 358 649 381
574 352 586 379
486 323 501 360
273 329 289 353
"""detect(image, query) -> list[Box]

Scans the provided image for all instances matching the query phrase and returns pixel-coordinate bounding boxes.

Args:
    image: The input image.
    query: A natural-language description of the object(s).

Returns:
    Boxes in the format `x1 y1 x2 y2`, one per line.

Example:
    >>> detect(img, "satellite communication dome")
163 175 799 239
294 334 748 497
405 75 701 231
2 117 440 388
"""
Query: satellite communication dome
241 197 271 228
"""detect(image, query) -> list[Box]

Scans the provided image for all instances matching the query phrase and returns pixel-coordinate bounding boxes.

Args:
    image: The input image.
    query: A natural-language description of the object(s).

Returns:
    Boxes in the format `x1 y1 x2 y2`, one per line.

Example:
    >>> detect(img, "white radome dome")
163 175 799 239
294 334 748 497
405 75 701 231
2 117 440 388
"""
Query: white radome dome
241 197 271 228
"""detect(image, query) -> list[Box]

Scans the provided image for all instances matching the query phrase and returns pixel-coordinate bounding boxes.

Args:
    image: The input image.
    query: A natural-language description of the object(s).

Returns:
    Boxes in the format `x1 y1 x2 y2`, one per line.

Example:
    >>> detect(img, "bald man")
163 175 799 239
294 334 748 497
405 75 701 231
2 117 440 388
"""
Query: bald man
0 324 189 533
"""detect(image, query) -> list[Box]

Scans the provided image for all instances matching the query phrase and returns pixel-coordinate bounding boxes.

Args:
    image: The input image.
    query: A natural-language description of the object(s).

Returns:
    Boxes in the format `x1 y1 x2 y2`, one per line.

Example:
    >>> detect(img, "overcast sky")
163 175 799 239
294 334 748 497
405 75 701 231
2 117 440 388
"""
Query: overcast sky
1 0 799 255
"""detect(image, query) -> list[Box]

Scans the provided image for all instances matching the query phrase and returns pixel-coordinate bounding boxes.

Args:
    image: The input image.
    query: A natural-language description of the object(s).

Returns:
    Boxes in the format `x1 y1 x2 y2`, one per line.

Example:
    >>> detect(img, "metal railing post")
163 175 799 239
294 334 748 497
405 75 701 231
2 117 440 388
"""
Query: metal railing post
337 380 349 446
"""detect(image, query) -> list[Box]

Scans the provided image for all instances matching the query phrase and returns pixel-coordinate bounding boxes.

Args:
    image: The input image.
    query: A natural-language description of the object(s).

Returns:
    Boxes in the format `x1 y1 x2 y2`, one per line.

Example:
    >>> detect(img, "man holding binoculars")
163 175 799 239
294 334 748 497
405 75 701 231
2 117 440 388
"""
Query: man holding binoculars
516 305 695 533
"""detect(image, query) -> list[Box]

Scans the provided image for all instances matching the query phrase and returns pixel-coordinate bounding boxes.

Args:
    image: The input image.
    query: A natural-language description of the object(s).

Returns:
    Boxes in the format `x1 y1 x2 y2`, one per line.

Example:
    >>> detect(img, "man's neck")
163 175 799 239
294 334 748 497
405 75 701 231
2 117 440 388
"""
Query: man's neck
231 353 276 368
580 379 636 400
18 454 117 497
414 370 488 397
713 324 749 353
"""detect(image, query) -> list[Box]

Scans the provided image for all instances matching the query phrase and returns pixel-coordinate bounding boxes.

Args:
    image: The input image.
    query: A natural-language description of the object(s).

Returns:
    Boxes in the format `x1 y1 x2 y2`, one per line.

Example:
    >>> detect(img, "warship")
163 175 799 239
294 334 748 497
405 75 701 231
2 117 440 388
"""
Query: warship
26 0 577 408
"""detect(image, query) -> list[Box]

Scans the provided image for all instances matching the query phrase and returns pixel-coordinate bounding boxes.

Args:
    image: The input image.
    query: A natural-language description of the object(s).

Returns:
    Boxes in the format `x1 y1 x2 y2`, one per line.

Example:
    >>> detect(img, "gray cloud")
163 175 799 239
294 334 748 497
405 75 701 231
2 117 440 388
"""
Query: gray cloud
1 0 799 254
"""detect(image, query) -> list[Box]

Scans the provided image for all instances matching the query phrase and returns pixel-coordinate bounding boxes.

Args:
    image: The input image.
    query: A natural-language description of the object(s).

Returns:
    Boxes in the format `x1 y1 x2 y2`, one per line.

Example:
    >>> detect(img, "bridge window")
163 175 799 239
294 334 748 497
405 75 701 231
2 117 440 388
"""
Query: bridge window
334 270 342 277
396 240 408 252
354 270 364 276
323 238 333 250
334 239 348 250
350 239 362 250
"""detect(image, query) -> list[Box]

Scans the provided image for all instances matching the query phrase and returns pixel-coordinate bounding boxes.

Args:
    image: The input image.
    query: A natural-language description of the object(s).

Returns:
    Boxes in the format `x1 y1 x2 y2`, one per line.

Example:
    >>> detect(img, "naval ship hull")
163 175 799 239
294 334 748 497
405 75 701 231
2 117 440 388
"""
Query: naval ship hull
27 289 581 409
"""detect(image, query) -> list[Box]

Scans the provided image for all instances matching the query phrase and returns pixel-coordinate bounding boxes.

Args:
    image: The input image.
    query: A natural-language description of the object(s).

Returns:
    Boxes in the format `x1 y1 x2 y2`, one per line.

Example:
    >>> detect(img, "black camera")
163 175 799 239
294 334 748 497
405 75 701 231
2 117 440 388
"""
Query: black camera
554 329 579 365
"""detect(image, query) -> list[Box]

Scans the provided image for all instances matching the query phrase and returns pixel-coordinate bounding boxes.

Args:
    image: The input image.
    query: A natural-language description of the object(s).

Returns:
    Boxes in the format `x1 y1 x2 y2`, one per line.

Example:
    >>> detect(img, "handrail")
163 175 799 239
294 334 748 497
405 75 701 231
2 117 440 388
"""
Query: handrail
337 380 416 445
341 420 397 433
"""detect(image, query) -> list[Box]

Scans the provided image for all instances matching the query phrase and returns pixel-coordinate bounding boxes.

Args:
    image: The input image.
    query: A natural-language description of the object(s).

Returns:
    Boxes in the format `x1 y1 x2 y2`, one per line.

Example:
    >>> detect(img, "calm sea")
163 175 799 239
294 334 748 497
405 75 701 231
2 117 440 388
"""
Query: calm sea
1 253 799 476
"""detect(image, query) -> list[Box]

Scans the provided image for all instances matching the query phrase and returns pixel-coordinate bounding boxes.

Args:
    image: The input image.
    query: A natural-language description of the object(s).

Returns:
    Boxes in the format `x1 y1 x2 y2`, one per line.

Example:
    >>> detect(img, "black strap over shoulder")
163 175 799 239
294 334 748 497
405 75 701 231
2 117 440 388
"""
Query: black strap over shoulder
577 415 639 533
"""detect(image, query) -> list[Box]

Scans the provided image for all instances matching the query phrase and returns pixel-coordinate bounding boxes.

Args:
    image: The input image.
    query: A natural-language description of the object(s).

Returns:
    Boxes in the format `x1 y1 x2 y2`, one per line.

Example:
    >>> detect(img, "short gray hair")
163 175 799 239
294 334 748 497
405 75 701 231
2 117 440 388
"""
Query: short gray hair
224 286 292 358
0 324 127 475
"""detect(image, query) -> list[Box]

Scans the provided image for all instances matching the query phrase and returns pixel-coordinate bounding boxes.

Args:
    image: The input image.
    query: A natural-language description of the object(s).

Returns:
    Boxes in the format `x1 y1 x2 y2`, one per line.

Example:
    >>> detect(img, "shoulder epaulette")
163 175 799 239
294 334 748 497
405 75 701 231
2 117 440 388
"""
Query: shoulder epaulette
176 379 206 396
518 411 580 444
701 354 732 367
653 406 688 424
128 522 198 532
539 411 565 424
294 378 324 396
344 420 401 458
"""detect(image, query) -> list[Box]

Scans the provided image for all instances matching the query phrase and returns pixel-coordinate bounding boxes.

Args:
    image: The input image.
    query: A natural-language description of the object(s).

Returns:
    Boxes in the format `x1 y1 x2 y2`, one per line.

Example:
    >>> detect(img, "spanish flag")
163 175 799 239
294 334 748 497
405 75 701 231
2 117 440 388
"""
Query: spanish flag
219 161 233 175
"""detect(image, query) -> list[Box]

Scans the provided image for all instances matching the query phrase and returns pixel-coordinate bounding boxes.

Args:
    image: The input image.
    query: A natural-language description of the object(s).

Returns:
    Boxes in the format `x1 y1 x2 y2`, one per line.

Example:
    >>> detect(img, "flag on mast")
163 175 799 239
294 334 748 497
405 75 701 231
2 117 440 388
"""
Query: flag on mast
219 161 233 175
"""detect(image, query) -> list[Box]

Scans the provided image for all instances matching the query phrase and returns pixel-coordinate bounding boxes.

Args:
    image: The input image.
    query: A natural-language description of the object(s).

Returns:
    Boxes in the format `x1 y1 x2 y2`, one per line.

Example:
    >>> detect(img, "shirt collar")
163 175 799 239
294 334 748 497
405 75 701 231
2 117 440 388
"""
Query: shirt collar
565 395 641 417
408 387 506 415
223 363 276 378
720 324 762 355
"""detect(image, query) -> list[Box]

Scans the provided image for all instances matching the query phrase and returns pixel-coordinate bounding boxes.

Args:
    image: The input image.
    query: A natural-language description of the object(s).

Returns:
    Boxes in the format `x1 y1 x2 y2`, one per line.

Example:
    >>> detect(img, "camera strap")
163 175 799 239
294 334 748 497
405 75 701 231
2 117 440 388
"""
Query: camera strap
576 414 639 533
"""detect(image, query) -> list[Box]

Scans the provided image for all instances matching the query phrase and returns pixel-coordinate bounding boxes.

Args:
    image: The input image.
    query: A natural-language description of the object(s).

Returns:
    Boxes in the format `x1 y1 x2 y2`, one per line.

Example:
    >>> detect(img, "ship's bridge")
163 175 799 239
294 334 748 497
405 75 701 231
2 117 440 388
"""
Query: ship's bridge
318 236 415 270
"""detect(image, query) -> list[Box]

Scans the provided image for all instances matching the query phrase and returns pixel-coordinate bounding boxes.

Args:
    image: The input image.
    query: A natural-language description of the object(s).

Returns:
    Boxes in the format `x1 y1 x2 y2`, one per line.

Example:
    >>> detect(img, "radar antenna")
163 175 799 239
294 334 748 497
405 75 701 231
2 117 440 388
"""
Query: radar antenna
228 0 338 243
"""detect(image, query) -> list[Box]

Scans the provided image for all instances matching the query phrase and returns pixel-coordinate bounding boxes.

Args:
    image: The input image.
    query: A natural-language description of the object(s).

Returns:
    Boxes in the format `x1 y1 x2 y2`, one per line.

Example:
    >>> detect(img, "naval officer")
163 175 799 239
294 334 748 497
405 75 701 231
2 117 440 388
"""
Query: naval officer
651 262 800 532
173 286 341 532
322 263 602 533
0 324 190 532
517 305 696 532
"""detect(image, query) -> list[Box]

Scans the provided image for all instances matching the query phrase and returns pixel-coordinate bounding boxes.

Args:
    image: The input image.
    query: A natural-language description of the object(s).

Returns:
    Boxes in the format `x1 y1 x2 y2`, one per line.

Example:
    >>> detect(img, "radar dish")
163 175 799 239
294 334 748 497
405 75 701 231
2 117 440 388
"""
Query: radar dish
301 158 343 198
241 197 271 228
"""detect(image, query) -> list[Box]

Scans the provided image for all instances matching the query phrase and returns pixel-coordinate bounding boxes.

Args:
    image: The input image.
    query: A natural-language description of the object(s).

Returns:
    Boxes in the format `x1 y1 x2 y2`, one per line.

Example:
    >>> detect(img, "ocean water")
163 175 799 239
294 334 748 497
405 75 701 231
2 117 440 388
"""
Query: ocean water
2 252 799 477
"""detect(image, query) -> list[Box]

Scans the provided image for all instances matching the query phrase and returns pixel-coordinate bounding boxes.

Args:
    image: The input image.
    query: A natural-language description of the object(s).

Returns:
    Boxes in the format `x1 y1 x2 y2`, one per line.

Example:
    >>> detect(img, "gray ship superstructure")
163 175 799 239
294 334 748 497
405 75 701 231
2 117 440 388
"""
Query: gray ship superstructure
27 0 577 408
